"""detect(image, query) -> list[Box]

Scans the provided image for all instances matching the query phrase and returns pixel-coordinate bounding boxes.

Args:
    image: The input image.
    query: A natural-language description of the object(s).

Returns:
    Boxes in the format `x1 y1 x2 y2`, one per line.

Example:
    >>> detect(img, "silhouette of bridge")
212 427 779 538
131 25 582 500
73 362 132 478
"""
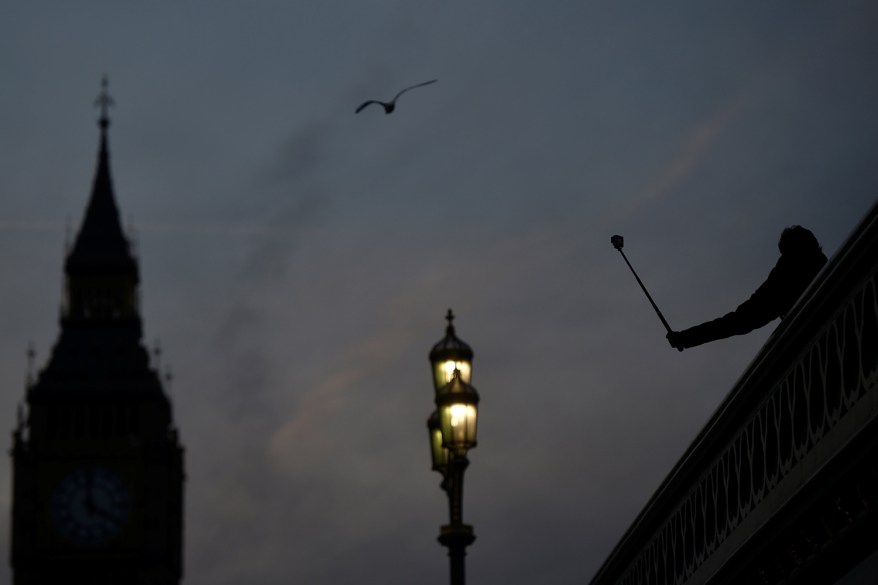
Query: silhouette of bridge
590 202 878 585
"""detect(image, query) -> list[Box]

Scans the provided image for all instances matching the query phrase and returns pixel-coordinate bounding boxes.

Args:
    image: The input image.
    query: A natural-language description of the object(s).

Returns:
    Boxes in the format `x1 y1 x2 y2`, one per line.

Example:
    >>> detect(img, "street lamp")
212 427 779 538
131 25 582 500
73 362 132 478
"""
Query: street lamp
427 309 478 585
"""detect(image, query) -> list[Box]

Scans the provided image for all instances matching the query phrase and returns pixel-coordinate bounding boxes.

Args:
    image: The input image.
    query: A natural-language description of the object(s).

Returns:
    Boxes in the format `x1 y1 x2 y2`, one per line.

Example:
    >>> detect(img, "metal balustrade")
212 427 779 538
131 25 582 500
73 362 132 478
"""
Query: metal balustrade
590 201 878 585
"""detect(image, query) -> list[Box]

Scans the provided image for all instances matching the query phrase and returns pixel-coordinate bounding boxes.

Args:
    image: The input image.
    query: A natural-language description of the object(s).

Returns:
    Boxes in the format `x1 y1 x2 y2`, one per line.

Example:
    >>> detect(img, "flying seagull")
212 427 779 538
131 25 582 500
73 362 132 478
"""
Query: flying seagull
355 79 438 114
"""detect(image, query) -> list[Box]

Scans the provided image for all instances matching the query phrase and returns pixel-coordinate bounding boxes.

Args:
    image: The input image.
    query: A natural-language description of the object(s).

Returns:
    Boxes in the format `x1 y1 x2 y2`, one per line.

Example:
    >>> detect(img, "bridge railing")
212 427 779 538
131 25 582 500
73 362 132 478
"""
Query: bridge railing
589 202 878 585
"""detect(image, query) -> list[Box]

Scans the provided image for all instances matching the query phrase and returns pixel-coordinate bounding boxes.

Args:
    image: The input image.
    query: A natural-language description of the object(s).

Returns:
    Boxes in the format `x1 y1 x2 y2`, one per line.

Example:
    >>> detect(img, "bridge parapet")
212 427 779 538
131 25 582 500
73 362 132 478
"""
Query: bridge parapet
590 203 878 585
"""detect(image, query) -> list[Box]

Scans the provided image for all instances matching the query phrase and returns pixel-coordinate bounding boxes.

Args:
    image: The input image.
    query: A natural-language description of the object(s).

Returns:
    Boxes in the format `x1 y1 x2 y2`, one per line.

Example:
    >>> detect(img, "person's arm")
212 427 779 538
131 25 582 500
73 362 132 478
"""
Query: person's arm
667 264 784 350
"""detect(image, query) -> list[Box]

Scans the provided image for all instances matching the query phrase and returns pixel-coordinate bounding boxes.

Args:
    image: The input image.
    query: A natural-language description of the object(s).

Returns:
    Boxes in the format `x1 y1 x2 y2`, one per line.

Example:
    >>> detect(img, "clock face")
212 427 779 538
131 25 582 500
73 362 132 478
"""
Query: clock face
50 466 131 548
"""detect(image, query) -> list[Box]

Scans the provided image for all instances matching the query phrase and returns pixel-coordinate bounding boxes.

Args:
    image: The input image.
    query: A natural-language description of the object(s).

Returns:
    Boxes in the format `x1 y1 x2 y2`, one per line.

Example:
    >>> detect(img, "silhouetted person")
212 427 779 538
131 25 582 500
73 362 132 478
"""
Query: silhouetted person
666 226 827 351
355 79 438 114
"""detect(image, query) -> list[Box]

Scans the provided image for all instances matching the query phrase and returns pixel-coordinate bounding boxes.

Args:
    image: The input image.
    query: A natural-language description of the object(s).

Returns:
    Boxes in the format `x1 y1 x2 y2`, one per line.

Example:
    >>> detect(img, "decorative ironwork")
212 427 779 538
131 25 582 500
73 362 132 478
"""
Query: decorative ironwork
590 204 878 585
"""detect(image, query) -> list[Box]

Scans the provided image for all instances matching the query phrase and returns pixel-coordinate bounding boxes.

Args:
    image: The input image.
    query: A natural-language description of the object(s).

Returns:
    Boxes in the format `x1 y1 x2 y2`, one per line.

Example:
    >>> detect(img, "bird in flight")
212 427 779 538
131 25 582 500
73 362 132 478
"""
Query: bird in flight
355 79 438 114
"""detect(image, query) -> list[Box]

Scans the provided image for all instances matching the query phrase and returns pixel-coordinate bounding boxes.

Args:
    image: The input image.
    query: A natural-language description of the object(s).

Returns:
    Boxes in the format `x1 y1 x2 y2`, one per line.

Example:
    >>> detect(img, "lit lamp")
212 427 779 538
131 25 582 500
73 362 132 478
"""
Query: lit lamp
435 370 479 456
426 309 478 585
429 309 473 394
427 409 449 475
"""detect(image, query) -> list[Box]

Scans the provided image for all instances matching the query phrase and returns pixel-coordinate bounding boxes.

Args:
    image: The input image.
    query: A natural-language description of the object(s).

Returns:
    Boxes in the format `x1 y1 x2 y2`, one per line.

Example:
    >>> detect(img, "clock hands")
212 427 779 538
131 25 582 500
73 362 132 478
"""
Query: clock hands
83 468 120 522
52 466 131 547
89 501 119 522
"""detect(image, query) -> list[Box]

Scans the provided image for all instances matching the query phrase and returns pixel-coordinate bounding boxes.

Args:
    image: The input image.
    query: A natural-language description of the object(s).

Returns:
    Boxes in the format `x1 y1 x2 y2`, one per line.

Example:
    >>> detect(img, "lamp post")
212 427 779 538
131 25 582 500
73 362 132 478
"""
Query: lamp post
427 309 478 585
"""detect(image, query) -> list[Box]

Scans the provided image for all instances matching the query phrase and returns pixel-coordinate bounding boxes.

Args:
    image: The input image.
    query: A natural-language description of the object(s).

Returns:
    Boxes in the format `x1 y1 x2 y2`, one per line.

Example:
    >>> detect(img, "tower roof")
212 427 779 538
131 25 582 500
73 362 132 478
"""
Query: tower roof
65 78 138 279
32 78 162 401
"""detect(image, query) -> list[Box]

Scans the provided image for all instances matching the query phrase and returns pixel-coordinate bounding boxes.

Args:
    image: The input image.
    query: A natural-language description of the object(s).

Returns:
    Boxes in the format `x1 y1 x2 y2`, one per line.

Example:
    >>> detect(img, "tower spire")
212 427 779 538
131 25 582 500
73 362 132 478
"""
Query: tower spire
62 77 140 325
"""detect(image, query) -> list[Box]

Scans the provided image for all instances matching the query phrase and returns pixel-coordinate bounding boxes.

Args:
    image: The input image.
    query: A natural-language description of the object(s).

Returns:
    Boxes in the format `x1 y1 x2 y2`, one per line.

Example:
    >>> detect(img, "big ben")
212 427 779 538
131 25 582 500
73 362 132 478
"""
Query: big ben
9 80 185 584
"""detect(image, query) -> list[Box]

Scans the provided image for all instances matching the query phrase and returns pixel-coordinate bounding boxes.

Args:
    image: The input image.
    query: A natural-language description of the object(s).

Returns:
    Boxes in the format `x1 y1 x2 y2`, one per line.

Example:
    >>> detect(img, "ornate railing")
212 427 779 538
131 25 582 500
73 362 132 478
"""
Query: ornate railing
589 201 878 585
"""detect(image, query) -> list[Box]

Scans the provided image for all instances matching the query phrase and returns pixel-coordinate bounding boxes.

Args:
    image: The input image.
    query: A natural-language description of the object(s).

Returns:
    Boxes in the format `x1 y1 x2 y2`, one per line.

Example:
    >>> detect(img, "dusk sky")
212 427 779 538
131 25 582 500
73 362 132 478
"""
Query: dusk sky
1 2 877 584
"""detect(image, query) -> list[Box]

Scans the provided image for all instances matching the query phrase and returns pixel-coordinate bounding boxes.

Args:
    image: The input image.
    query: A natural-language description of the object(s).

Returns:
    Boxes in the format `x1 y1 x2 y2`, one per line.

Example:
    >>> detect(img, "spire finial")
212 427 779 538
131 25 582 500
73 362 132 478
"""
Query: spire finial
94 75 114 129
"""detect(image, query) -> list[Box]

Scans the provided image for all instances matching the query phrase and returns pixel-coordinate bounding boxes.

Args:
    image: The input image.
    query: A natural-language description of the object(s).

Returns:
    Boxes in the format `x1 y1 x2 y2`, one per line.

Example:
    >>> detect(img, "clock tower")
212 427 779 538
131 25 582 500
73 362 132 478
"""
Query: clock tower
9 80 185 584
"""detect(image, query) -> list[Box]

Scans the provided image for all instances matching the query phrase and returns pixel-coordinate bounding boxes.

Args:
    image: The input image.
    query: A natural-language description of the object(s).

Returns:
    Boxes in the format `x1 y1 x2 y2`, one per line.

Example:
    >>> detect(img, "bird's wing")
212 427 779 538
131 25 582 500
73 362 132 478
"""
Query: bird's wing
392 79 438 102
355 100 382 114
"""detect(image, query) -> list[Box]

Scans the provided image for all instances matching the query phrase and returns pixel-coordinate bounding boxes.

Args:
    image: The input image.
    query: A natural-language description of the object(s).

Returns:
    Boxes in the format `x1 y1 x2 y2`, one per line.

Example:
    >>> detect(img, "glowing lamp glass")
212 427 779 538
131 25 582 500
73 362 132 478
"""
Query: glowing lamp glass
433 359 472 394
427 410 449 473
435 371 479 455
439 401 478 454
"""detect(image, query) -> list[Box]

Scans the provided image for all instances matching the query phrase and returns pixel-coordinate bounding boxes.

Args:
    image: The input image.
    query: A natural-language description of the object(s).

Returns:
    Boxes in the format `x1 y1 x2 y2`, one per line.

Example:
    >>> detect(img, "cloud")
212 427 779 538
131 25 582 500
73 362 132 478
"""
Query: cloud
621 92 748 219
0 220 65 232
266 308 422 484
135 221 274 236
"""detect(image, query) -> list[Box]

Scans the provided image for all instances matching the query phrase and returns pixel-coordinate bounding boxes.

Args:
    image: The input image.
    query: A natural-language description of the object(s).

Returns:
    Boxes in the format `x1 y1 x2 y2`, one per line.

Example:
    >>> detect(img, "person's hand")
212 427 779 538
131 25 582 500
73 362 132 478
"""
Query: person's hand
666 331 684 352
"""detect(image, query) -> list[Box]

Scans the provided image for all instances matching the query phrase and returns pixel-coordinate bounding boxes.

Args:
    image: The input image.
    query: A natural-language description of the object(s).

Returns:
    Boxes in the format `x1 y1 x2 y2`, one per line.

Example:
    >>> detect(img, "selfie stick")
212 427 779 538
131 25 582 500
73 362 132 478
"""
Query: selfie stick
611 235 672 333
